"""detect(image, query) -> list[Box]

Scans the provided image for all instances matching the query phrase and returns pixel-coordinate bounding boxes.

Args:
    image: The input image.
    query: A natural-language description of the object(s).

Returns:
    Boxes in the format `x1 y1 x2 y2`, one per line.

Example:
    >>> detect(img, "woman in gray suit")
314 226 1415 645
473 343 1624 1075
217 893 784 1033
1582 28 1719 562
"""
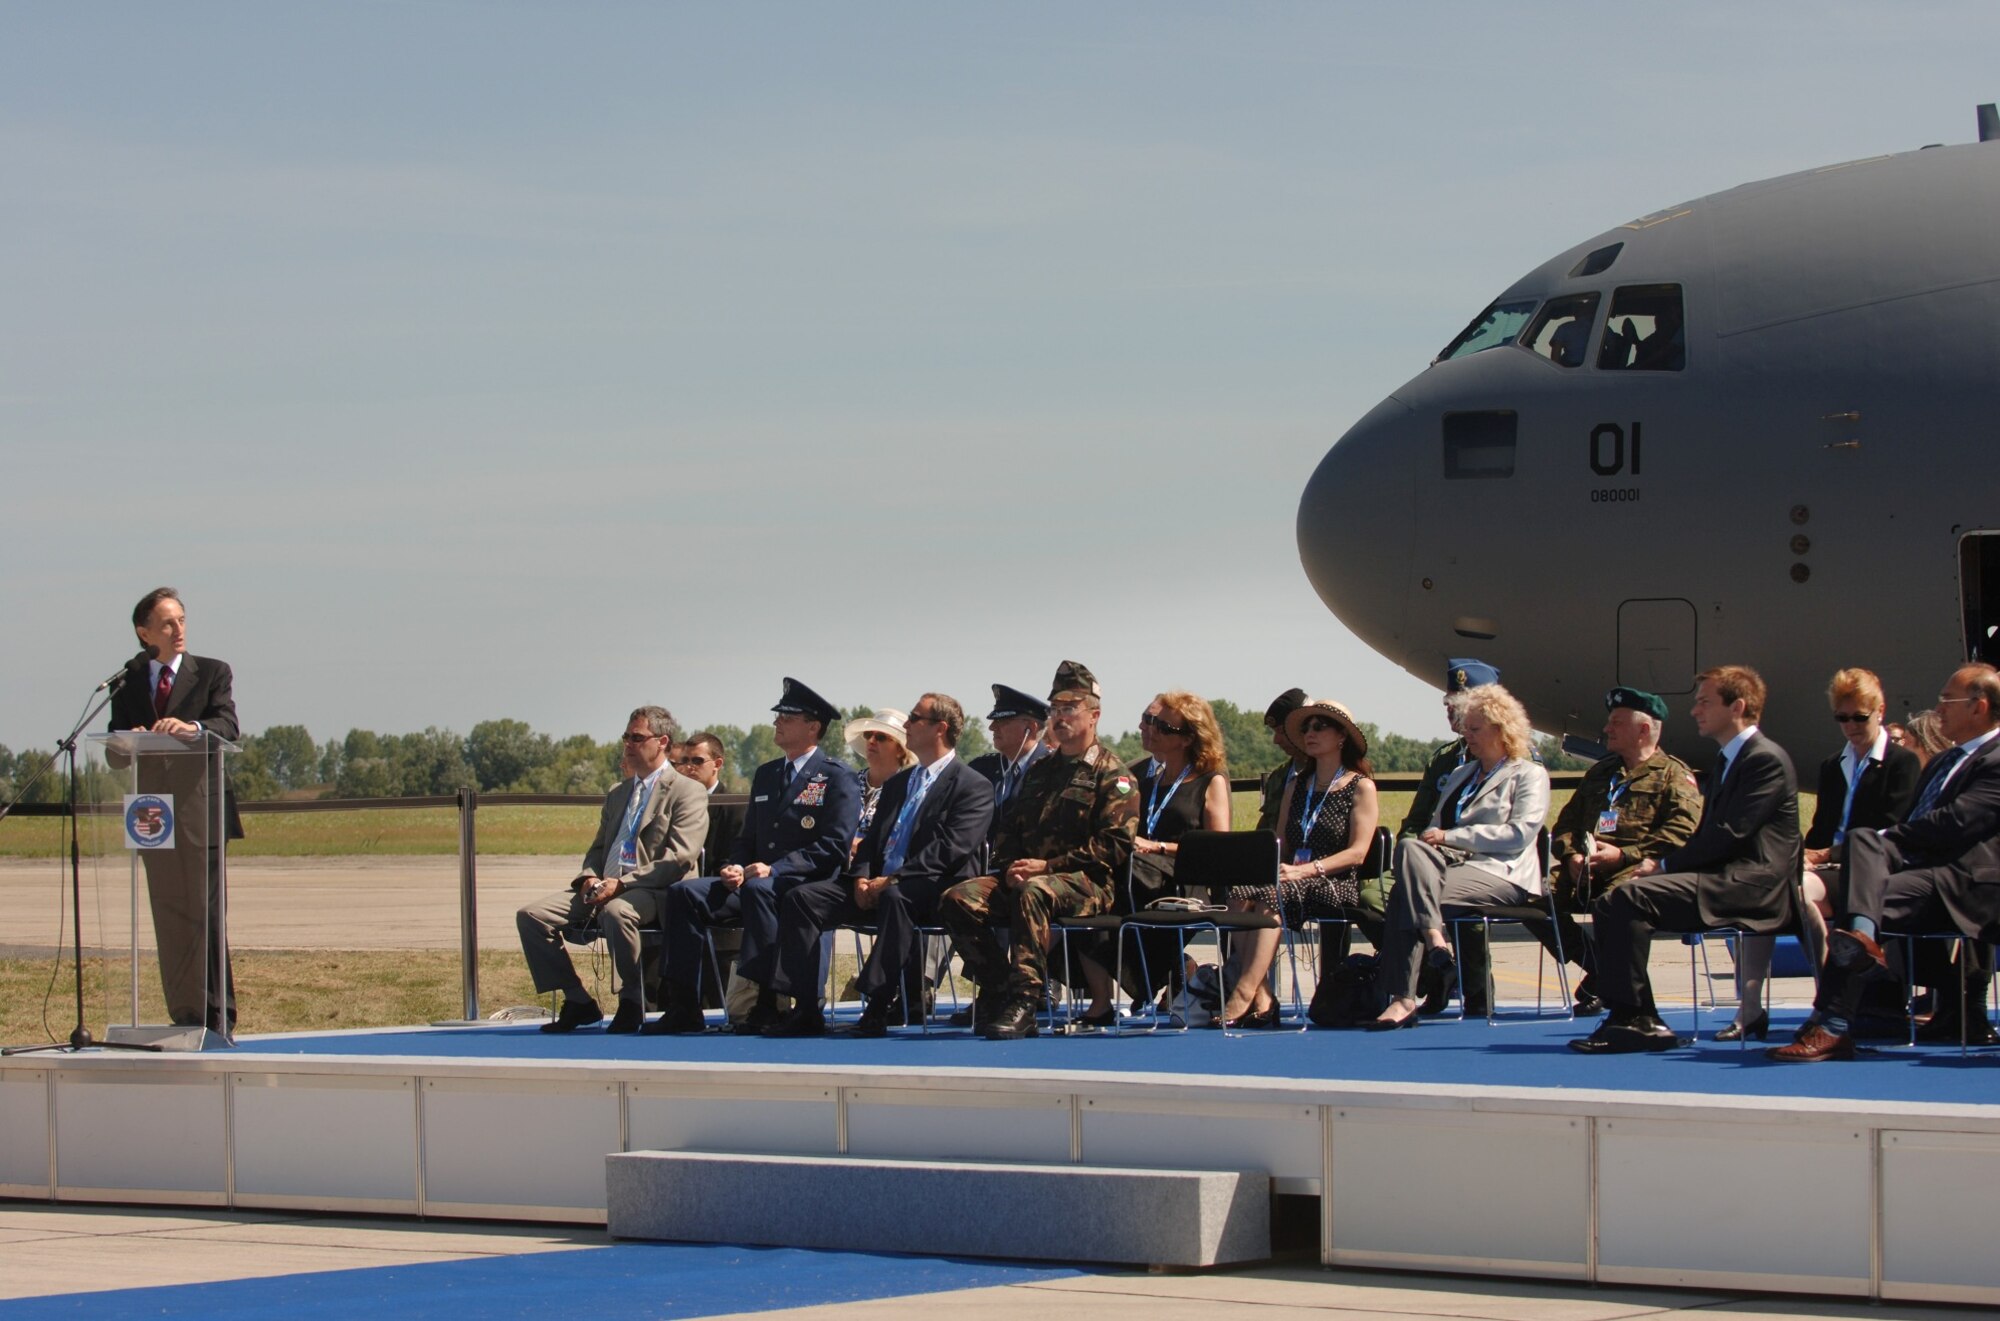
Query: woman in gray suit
1370 684 1550 1030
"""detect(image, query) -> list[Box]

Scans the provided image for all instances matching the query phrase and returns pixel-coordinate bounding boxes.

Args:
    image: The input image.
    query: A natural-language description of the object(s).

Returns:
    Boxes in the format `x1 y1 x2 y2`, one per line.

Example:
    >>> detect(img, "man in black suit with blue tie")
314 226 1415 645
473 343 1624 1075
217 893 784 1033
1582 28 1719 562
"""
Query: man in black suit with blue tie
764 692 995 1037
1773 662 2000 1061
1571 665 1801 1055
647 679 860 1035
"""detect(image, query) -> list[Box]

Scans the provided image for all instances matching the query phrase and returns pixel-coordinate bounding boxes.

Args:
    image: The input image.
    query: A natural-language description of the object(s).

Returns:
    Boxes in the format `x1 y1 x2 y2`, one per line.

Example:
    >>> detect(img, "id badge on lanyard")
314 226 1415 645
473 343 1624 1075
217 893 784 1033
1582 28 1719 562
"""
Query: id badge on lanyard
1596 808 1619 835
1293 848 1314 866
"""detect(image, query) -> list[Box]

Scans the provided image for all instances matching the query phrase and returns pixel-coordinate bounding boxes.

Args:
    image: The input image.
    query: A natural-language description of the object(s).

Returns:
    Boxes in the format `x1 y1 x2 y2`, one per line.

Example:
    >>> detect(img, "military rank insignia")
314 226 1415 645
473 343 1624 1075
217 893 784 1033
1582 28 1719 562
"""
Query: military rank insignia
796 776 827 808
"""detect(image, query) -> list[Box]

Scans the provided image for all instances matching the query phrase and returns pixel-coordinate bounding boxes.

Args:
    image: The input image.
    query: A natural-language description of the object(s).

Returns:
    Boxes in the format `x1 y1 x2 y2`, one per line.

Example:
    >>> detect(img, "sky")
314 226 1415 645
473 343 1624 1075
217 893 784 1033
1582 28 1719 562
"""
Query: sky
5 3 1998 753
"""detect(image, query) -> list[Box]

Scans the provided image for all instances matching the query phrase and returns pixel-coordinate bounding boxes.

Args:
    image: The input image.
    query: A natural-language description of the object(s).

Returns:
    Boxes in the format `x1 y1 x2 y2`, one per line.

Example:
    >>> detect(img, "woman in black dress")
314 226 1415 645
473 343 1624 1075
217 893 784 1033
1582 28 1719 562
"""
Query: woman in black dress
1216 697 1380 1027
1072 690 1231 1027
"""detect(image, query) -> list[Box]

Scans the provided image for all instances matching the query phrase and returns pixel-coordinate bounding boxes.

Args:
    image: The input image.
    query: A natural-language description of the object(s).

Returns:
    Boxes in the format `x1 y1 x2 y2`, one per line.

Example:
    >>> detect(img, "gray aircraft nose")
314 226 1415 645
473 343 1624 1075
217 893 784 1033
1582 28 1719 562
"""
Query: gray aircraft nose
1297 393 1418 661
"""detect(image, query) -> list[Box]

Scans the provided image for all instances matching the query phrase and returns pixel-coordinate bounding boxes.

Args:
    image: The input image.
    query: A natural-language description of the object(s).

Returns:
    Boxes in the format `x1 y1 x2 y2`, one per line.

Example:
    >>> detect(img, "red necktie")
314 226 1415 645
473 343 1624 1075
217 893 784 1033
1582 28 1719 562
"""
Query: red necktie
153 666 174 720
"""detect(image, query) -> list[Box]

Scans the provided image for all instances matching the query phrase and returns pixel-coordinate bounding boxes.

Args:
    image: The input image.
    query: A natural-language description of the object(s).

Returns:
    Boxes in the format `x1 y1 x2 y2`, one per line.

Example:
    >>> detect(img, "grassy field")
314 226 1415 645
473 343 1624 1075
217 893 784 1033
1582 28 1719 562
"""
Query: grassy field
6 791 1817 859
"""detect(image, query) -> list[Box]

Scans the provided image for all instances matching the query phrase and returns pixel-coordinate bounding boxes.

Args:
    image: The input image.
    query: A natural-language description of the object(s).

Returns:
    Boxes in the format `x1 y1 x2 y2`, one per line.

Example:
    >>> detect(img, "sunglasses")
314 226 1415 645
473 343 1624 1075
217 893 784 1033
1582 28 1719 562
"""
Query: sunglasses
672 755 712 768
862 731 898 744
906 711 938 724
1298 717 1342 735
1140 712 1190 737
621 732 662 745
1832 712 1875 724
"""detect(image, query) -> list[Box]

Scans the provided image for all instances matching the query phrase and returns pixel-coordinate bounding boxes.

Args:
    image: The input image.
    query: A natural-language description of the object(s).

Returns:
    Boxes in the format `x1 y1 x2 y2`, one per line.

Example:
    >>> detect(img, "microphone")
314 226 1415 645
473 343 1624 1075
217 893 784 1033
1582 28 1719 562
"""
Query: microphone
98 647 156 693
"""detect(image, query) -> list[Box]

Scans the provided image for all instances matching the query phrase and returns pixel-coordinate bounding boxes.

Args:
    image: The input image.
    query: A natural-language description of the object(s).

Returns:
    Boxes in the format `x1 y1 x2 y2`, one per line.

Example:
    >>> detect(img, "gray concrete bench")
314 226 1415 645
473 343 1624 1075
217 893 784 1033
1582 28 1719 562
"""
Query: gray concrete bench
606 1150 1269 1267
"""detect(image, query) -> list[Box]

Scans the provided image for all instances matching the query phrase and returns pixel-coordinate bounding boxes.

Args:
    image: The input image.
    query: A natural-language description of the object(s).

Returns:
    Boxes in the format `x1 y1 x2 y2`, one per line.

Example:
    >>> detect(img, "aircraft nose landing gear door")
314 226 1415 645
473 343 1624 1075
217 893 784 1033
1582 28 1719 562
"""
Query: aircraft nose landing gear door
1957 532 2000 664
1618 598 1698 694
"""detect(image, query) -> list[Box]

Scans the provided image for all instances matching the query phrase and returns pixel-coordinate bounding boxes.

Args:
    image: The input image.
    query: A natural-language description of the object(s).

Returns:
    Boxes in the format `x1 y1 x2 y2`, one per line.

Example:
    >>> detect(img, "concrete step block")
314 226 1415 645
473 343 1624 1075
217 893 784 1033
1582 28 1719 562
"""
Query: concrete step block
606 1150 1269 1267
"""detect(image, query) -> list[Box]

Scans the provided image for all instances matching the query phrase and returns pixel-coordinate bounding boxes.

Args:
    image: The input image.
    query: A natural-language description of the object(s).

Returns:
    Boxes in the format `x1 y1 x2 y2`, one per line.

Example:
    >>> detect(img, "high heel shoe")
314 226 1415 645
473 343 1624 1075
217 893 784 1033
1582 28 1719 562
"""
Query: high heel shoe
1715 1012 1769 1042
1216 1003 1280 1030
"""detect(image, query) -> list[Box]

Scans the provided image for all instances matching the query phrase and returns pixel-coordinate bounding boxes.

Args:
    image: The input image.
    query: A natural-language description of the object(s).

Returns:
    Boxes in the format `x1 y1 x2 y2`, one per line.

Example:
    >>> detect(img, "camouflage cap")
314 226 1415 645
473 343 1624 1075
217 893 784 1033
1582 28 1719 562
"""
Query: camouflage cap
1049 659 1102 703
1446 658 1501 692
986 684 1050 722
1606 686 1669 721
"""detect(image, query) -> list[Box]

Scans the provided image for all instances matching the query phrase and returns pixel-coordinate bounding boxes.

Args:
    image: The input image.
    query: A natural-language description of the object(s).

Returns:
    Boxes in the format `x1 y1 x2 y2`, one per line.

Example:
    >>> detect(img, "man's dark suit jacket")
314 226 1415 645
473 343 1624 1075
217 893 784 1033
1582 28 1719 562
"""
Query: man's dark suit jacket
701 795 746 875
1877 735 2000 938
1803 742 1921 850
1658 731 1800 932
967 744 1048 842
108 653 244 840
854 757 995 891
727 748 860 886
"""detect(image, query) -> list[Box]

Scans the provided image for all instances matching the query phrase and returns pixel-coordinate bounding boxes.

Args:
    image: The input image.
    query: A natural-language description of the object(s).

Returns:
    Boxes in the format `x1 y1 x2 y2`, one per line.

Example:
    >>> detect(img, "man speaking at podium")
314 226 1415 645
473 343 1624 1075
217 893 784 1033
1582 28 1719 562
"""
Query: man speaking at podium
108 587 243 1038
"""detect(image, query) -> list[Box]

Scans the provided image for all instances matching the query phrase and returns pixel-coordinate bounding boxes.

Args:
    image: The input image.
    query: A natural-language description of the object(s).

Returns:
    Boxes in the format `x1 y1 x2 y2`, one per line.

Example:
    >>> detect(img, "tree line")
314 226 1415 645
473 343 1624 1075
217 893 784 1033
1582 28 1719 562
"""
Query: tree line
0 701 1581 806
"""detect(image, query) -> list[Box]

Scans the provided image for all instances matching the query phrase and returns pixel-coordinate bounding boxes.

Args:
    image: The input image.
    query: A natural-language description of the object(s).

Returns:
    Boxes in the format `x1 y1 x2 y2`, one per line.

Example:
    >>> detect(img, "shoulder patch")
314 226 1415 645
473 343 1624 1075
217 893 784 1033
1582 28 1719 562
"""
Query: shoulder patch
1113 775 1134 796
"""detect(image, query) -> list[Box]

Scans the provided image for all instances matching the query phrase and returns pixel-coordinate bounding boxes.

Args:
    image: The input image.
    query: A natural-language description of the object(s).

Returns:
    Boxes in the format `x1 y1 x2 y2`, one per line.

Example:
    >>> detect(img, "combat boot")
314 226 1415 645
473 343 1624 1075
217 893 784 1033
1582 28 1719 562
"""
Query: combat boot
977 995 1041 1040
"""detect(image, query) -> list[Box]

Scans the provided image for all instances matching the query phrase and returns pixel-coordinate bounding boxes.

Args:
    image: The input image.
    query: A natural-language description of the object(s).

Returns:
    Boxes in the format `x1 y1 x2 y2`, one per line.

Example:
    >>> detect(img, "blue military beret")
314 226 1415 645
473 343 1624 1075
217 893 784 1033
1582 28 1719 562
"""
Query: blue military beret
1446 658 1501 692
986 684 1050 721
772 677 838 727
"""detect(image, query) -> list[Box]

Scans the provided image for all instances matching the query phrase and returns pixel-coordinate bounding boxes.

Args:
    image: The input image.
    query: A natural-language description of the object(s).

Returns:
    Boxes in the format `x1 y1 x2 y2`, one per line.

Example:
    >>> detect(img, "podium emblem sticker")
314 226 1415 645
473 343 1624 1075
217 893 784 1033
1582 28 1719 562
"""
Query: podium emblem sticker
124 794 175 850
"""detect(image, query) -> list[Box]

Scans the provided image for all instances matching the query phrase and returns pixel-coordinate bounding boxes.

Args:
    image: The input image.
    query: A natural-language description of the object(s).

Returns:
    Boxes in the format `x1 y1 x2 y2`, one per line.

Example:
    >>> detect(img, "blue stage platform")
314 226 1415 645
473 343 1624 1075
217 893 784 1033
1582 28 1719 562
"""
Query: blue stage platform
243 1011 2000 1109
7 1006 2000 1306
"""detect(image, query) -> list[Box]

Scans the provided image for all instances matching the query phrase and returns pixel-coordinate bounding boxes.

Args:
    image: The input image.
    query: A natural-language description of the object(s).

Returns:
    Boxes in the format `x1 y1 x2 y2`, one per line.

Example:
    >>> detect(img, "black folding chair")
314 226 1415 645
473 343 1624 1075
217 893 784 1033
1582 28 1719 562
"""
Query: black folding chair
1113 830 1292 1035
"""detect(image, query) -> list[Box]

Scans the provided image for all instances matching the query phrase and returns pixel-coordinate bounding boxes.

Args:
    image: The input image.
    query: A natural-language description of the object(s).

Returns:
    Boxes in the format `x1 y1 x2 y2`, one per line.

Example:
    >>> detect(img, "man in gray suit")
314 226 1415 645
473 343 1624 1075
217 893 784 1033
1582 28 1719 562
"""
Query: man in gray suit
516 705 708 1034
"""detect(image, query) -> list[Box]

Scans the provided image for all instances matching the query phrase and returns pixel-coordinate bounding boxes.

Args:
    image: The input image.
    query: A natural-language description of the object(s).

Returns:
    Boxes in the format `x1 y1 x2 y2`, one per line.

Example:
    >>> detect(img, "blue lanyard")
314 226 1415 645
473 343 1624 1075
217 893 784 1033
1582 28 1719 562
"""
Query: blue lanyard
1454 763 1491 818
1144 766 1194 837
1299 768 1347 841
1604 771 1629 808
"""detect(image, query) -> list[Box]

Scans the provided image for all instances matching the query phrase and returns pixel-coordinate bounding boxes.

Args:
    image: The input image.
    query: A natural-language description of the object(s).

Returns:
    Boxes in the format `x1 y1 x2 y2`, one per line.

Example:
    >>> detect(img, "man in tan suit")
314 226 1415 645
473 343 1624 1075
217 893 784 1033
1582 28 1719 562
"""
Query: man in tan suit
516 705 708 1033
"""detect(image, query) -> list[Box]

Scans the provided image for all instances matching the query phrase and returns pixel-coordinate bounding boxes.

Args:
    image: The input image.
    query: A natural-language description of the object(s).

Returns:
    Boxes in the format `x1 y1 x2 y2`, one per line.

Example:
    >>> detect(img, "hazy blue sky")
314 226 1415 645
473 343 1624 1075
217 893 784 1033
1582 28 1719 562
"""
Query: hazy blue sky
5 3 1996 752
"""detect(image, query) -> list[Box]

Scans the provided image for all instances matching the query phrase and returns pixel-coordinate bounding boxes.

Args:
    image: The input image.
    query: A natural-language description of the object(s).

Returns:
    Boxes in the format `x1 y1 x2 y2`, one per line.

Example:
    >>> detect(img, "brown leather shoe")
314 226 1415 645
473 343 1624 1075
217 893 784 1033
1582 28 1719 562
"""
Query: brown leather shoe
1827 929 1890 977
1767 1023 1855 1062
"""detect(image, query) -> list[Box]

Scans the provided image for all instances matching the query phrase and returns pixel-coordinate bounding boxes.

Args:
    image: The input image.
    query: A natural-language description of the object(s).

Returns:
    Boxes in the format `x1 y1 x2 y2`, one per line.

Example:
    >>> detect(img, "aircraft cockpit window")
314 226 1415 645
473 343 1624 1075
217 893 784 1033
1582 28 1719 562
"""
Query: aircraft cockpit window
1522 293 1601 368
1597 284 1686 370
1434 298 1538 363
1570 243 1623 277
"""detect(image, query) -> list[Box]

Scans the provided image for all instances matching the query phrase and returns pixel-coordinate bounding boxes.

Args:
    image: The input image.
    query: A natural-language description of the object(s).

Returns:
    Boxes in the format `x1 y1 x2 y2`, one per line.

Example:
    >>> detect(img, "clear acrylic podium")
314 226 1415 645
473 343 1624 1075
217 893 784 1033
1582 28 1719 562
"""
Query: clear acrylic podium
85 730 239 1051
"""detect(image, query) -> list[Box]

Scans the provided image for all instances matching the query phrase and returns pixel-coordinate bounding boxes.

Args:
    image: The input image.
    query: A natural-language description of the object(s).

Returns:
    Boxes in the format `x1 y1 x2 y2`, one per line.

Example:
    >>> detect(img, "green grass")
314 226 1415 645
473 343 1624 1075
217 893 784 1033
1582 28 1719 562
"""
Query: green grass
5 791 1819 859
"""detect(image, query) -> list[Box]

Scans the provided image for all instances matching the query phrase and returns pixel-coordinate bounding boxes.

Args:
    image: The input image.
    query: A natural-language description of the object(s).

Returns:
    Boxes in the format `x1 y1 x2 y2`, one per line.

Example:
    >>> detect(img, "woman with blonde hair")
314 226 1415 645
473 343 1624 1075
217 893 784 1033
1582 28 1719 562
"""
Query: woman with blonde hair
1372 684 1549 1030
1725 668 1919 1040
1214 696 1380 1028
1073 691 1232 1027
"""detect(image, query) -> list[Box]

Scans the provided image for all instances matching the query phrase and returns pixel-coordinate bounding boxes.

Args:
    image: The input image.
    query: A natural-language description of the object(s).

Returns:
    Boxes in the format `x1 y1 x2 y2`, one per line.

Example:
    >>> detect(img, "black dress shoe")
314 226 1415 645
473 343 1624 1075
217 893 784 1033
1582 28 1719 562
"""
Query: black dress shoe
1715 1011 1769 1043
1366 1010 1419 1032
762 1006 826 1038
1916 1013 2000 1045
1571 973 1605 1016
741 988 782 1033
540 997 603 1033
604 1000 644 1034
639 1002 707 1035
850 998 894 1038
977 996 1040 1040
1568 1016 1679 1055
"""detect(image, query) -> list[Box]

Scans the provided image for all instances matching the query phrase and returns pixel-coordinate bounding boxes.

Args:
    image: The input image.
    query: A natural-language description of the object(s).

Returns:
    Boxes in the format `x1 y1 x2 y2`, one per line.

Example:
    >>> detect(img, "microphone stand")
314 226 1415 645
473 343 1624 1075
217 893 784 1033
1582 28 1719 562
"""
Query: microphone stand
2 673 160 1054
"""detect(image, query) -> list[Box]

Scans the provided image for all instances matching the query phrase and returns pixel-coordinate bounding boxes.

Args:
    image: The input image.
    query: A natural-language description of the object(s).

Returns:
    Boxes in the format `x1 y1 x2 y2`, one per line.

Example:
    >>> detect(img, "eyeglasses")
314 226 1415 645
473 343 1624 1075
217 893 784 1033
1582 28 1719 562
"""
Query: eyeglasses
621 732 662 745
672 756 711 768
1298 716 1342 735
1048 700 1087 717
862 731 897 744
1938 695 1982 706
906 711 938 724
1832 712 1875 724
1140 713 1189 737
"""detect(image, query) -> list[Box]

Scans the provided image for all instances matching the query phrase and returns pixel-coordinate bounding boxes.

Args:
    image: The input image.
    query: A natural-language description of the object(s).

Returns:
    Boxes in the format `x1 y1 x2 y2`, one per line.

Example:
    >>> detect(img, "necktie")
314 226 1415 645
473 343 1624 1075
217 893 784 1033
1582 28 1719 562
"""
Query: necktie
882 769 931 877
153 666 174 720
1712 751 1730 788
1910 746 1967 820
612 778 651 874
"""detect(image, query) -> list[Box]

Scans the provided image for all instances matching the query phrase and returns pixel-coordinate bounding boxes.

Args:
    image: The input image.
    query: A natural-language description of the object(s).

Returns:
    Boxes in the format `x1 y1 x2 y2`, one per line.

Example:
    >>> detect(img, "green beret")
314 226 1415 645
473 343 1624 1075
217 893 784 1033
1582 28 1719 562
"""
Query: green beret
1605 686 1668 721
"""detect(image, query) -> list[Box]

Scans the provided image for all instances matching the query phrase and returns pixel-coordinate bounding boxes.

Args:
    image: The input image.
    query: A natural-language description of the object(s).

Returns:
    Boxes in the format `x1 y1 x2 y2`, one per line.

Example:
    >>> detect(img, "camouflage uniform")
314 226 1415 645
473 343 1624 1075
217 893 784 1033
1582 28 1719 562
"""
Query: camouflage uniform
1398 738 1468 839
1532 748 1704 977
1254 761 1302 836
1548 750 1704 900
939 739 1138 1000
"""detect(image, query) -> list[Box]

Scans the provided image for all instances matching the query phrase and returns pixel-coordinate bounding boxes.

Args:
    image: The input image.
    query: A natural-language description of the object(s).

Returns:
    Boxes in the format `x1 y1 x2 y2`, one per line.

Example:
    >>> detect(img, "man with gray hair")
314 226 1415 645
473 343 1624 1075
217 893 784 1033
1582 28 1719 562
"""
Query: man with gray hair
1535 686 1703 1014
516 706 708 1033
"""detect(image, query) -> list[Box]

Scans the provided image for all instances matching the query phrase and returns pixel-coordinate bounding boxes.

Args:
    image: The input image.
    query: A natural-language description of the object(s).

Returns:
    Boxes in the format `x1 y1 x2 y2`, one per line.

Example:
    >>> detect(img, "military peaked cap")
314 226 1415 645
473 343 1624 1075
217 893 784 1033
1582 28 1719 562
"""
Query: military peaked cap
772 677 839 727
1446 658 1501 692
987 684 1050 722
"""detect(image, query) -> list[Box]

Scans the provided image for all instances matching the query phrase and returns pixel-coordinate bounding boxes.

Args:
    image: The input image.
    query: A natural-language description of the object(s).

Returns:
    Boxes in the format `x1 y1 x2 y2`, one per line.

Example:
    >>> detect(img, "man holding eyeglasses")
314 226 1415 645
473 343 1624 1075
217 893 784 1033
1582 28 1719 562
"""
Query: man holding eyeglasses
1773 663 2000 1062
515 706 709 1033
939 660 1139 1039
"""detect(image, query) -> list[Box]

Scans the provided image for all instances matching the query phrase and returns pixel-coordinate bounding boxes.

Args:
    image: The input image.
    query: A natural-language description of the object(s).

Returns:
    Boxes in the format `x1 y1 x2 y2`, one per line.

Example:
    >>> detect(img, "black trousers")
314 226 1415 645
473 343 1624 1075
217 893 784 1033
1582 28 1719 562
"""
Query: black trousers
772 877 945 1009
1820 829 1994 1017
1589 870 1707 1018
